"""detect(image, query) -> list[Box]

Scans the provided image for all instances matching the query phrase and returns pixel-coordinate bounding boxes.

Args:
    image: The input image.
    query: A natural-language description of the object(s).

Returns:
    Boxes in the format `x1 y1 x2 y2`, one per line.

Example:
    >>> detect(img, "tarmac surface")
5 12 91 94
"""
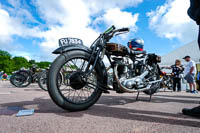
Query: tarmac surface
0 81 200 133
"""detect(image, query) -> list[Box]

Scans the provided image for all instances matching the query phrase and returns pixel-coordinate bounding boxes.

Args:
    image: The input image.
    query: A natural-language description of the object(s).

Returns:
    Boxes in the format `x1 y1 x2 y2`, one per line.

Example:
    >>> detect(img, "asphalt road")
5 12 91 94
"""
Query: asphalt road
0 81 200 133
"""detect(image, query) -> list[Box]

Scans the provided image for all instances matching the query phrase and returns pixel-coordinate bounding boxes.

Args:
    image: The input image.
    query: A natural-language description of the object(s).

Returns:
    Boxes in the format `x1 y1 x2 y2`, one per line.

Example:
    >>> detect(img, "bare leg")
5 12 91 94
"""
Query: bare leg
192 83 197 91
189 83 193 91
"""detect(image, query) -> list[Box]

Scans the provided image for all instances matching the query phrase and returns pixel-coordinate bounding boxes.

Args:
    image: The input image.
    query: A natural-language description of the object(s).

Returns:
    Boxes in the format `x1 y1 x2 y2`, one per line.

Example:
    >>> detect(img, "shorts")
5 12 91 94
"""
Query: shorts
184 73 195 84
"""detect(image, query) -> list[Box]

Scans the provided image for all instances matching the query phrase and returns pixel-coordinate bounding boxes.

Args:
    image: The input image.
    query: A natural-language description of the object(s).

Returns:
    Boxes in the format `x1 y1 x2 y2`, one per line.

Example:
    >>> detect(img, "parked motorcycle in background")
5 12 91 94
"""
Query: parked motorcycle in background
38 68 49 91
10 65 48 91
160 67 173 91
47 25 163 111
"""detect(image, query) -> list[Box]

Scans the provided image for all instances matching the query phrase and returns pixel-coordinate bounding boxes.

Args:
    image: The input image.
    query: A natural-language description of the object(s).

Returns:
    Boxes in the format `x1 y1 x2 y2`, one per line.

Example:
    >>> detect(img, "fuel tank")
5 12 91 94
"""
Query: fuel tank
105 43 128 56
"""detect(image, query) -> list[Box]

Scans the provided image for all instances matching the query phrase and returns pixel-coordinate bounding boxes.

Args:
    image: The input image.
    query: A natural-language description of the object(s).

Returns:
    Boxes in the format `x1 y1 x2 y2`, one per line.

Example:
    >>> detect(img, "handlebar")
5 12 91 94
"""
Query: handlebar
103 26 130 41
117 28 130 32
103 26 129 35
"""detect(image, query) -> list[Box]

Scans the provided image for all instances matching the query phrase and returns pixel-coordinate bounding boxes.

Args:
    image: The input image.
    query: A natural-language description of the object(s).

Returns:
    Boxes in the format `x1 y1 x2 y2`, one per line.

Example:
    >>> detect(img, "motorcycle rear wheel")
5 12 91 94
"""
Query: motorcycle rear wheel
47 50 102 111
10 71 32 88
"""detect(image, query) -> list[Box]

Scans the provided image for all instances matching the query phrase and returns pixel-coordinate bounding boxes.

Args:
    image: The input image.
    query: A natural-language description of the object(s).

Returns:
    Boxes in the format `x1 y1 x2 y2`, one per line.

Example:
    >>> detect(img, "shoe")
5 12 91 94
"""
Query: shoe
182 106 200 118
191 90 198 94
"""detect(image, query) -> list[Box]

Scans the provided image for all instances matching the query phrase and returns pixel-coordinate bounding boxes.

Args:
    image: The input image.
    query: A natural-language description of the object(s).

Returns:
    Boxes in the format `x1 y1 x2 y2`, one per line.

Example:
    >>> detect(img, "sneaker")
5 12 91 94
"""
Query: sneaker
182 106 200 118
191 90 198 94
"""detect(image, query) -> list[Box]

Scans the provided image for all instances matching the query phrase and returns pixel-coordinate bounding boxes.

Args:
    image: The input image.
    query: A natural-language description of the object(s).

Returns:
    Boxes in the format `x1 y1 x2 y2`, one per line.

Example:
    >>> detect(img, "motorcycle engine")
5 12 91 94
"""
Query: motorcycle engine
113 57 148 92
112 53 161 93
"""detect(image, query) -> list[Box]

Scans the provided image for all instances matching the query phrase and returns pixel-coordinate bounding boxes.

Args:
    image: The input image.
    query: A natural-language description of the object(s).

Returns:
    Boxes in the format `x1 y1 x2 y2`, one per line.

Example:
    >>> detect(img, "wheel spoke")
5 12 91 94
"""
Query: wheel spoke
57 58 98 104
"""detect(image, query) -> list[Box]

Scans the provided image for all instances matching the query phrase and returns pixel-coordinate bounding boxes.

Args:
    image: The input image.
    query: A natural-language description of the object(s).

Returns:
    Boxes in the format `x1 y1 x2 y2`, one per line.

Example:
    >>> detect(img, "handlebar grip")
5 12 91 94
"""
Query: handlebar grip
104 25 116 34
118 28 130 32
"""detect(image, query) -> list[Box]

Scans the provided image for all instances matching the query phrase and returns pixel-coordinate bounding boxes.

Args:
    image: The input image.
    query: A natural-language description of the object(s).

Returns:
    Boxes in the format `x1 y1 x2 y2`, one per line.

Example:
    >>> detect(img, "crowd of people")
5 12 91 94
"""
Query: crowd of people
165 56 199 93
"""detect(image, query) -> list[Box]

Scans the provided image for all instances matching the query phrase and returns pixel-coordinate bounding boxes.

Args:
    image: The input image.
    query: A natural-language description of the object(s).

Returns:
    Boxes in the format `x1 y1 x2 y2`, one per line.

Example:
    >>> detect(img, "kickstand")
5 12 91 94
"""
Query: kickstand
136 91 153 102
136 91 140 101
149 94 152 102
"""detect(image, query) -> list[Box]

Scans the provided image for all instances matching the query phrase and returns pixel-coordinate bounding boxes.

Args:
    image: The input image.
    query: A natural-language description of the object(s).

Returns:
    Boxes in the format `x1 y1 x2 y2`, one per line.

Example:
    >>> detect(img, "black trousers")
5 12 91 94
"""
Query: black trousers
173 78 181 91
198 26 200 50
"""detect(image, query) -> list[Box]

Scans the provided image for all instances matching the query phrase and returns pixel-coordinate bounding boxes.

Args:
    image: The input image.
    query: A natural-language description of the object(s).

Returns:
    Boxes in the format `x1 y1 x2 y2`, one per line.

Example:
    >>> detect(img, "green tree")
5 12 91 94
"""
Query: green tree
0 56 14 74
0 49 52 74
0 50 14 74
29 59 36 65
37 61 51 68
0 50 11 57
12 57 30 70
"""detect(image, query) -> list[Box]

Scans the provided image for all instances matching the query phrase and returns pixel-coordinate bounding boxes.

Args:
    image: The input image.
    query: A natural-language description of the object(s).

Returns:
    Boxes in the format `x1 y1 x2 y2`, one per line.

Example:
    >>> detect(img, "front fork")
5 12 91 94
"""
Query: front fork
84 47 106 77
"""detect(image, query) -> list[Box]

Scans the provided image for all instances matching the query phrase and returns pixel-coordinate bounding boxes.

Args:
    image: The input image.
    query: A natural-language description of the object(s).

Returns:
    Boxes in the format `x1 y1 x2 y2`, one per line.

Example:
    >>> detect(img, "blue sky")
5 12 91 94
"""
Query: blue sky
0 0 198 61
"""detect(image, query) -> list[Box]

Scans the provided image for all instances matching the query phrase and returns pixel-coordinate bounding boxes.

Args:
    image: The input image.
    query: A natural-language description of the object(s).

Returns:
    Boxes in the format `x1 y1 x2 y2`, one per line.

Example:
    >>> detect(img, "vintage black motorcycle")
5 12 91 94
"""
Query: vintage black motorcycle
10 68 37 88
47 25 162 111
10 66 47 90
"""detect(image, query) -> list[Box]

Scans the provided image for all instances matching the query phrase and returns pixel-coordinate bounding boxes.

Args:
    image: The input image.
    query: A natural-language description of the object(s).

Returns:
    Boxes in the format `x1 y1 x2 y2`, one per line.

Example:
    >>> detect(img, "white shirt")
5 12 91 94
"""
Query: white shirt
184 60 197 75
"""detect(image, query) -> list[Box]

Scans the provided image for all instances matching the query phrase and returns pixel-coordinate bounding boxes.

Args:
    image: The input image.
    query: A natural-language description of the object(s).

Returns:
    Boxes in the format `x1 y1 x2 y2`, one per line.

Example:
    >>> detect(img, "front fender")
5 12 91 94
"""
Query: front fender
52 45 108 89
52 44 90 54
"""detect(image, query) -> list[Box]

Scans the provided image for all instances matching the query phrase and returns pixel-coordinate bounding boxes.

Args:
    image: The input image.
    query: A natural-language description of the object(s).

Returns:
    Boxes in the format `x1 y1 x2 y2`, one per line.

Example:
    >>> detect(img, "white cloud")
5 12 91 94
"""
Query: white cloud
0 7 41 43
33 0 141 59
85 0 143 14
95 8 139 31
147 0 198 44
0 4 42 59
0 0 142 61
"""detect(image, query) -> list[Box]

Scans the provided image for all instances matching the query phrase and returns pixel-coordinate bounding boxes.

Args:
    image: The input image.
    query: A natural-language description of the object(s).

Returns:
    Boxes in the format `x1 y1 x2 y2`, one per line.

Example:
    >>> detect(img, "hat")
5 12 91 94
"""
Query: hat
183 55 190 59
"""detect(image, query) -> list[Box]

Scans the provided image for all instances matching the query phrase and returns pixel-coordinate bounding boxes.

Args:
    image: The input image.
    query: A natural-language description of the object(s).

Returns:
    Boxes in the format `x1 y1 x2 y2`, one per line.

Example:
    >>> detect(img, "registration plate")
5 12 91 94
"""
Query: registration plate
59 38 83 47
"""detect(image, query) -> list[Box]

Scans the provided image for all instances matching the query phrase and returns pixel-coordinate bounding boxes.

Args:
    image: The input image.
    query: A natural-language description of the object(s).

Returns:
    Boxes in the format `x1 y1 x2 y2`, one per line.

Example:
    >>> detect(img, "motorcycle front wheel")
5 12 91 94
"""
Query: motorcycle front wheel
47 50 103 111
38 70 48 91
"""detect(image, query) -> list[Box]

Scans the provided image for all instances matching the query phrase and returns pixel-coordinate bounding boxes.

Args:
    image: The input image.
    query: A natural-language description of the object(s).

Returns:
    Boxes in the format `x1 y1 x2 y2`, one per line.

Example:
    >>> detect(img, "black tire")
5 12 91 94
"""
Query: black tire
10 74 15 86
47 50 103 111
143 64 160 95
38 70 48 91
11 71 32 88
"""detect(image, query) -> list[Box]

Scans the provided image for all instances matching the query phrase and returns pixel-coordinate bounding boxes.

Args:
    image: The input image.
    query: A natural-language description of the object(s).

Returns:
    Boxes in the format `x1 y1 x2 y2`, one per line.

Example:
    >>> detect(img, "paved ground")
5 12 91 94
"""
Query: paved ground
0 81 200 133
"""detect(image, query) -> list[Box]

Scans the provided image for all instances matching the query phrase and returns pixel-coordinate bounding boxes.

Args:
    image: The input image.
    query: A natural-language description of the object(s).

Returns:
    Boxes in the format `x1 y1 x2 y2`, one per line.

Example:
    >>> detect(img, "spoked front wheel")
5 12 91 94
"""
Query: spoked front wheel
47 50 103 111
38 70 48 91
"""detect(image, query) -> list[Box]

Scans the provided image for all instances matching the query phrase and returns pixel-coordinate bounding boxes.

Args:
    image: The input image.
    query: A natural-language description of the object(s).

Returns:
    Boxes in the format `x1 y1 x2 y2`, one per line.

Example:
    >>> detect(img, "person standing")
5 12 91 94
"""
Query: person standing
183 56 197 93
182 0 200 118
187 0 200 50
182 55 199 117
171 60 184 92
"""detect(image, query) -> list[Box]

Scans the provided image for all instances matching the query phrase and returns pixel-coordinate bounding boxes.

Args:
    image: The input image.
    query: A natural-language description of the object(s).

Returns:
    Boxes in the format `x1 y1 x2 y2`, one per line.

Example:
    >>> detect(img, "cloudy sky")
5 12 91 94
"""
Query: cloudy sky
0 0 198 61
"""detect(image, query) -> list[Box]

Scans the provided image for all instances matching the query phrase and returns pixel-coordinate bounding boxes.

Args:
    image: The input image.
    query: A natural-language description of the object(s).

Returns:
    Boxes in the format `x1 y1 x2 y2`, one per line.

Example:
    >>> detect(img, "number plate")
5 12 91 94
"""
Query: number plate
59 38 83 47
